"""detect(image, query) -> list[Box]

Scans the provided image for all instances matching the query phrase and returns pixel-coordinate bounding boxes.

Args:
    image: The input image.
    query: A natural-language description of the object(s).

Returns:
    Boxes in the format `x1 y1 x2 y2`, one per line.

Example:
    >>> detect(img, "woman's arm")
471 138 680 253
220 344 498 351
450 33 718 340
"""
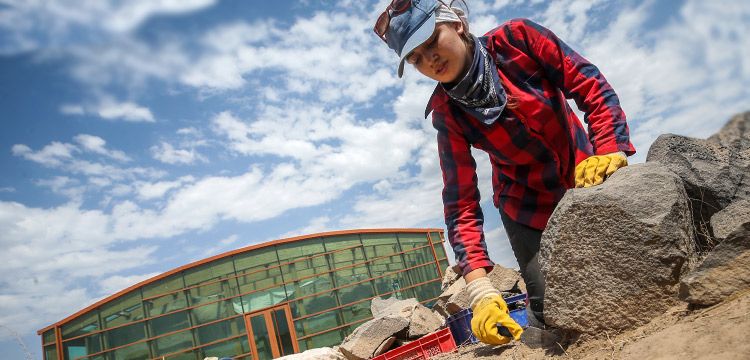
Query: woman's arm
432 108 494 277
505 18 636 156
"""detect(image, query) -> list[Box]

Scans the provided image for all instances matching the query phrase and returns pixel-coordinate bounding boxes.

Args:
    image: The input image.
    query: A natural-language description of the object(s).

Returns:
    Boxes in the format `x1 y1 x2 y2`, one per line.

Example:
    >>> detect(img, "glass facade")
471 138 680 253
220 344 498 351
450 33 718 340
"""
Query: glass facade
39 229 448 360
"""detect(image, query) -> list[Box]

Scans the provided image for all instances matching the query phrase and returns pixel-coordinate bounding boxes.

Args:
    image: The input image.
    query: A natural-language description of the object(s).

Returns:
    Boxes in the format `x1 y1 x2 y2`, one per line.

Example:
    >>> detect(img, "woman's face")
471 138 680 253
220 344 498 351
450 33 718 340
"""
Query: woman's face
406 22 471 84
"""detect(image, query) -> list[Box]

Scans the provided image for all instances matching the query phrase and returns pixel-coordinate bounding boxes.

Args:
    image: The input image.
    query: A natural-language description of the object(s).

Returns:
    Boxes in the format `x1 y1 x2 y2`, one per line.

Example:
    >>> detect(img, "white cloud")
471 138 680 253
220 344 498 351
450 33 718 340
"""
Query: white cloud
61 100 156 122
200 234 241 258
135 176 195 200
74 134 131 161
219 234 238 246
0 0 219 55
13 137 164 202
35 176 85 202
97 101 155 122
155 11 399 102
212 105 423 184
60 104 85 115
0 187 15 193
0 201 160 334
106 0 218 33
11 142 77 167
570 1 750 161
150 142 206 165
279 217 333 239
98 272 161 296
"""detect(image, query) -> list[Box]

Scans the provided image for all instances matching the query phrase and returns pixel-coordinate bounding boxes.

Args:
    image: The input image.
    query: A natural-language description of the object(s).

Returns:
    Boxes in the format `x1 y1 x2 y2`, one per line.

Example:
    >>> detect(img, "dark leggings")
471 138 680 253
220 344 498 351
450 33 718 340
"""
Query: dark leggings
499 210 545 323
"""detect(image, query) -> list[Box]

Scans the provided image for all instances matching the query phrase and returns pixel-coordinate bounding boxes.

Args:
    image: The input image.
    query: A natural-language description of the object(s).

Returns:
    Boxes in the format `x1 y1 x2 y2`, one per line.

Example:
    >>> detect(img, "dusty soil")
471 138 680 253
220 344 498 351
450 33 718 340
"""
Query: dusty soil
432 289 750 360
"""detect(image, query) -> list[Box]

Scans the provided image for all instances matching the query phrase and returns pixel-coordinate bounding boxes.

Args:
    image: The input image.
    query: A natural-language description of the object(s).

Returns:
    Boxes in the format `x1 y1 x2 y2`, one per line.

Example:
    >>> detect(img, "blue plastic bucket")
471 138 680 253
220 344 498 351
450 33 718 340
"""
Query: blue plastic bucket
446 308 478 345
446 294 528 345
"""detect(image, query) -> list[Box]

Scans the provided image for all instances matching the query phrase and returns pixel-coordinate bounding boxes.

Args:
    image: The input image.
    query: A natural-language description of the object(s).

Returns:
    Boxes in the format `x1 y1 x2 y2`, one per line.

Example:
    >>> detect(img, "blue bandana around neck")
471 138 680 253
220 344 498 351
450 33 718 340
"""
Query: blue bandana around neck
442 35 507 125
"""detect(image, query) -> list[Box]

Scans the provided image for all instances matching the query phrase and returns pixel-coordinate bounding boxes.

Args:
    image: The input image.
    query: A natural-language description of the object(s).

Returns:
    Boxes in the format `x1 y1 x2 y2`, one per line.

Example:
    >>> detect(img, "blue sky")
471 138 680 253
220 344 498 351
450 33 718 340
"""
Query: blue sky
1 0 749 358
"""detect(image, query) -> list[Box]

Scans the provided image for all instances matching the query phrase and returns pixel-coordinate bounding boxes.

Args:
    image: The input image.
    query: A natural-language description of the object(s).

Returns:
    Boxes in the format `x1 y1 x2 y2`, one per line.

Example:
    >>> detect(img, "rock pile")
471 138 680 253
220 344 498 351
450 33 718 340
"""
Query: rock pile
540 111 750 335
432 264 525 318
337 297 442 360
331 265 524 360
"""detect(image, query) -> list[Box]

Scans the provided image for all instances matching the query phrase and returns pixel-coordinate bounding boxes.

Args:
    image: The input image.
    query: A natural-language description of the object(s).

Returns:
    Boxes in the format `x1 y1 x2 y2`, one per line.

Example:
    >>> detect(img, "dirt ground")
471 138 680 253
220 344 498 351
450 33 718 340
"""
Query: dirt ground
432 289 750 360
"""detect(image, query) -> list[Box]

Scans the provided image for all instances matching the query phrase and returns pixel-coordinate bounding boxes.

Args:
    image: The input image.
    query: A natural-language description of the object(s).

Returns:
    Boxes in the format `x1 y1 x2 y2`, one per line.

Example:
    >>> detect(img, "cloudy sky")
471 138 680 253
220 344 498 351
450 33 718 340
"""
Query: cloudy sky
1 0 748 357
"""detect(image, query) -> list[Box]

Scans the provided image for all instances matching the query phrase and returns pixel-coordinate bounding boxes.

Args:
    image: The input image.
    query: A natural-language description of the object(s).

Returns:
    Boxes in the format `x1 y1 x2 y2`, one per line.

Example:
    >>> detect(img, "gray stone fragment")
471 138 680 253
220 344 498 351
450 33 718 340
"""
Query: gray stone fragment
680 222 750 305
711 199 750 240
432 265 525 316
369 297 443 338
403 304 443 338
275 347 346 360
339 316 409 360
440 265 462 291
370 297 419 318
540 163 697 334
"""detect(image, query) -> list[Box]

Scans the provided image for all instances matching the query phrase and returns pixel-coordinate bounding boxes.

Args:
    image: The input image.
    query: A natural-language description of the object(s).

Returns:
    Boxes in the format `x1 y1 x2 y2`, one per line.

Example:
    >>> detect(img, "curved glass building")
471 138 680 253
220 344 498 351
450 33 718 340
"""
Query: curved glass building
38 229 449 360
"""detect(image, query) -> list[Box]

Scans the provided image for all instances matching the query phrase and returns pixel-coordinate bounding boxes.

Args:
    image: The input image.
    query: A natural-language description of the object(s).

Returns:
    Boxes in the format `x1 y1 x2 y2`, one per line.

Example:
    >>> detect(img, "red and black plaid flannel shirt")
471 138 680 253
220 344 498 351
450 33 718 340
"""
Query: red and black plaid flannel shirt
426 19 636 275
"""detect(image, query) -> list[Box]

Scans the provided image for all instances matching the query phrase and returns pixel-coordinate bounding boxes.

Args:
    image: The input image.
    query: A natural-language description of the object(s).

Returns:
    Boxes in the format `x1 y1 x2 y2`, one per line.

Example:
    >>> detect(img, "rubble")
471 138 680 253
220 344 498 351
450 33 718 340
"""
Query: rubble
540 162 696 334
432 264 525 317
370 297 443 338
338 316 409 360
274 347 346 360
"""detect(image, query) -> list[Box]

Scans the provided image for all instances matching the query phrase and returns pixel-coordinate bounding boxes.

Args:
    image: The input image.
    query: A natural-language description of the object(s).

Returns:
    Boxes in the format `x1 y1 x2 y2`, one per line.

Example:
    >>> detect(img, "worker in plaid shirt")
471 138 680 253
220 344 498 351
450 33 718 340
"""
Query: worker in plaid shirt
375 0 635 345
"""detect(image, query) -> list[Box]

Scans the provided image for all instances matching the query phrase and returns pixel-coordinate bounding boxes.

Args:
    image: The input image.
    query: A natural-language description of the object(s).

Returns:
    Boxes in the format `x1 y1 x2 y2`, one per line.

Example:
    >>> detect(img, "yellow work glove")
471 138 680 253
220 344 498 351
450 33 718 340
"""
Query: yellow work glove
467 277 524 345
574 151 628 188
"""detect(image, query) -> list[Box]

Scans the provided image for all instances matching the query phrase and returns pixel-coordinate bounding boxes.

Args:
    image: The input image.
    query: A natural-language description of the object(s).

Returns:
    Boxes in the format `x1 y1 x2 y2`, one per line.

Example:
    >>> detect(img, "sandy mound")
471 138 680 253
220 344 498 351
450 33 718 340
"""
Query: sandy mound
433 289 750 360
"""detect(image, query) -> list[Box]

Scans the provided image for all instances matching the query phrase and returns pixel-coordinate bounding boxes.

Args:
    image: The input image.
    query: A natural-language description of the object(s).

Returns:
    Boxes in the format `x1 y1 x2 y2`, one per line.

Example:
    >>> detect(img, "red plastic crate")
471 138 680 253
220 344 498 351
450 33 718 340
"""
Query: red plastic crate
370 328 457 360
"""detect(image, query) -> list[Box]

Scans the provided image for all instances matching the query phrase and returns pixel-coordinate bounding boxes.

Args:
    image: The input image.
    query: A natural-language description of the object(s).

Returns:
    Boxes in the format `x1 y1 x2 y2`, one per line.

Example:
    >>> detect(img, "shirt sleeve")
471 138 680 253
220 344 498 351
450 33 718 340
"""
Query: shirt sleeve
432 109 494 277
511 19 636 156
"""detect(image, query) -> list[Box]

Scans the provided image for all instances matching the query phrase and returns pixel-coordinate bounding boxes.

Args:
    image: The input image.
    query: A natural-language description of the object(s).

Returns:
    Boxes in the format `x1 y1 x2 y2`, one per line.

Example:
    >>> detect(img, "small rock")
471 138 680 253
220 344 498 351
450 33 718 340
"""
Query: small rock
369 297 442 338
680 222 750 305
371 297 419 318
711 199 750 240
433 265 525 316
339 316 409 360
274 347 346 360
440 265 462 291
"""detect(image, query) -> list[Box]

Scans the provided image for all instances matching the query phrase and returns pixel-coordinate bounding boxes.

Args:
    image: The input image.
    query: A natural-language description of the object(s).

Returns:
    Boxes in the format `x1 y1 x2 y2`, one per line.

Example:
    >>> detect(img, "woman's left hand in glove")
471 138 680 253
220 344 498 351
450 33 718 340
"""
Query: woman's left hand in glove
575 151 628 188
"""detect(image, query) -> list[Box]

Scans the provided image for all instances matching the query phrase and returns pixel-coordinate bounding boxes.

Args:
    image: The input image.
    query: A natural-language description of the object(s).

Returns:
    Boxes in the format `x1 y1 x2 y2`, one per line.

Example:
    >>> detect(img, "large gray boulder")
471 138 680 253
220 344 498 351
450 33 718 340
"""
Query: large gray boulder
540 163 697 334
711 199 750 240
680 222 750 305
339 316 408 360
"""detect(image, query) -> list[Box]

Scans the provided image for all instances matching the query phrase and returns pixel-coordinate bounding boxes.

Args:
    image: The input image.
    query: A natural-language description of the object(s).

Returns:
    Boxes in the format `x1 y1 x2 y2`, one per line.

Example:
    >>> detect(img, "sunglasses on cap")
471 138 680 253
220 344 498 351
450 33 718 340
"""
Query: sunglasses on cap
373 0 412 43
373 0 469 43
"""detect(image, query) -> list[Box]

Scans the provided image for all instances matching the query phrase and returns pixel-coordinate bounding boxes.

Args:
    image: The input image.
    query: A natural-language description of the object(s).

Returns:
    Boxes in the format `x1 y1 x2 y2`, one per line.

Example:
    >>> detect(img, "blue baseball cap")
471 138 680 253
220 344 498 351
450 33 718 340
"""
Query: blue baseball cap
384 0 439 78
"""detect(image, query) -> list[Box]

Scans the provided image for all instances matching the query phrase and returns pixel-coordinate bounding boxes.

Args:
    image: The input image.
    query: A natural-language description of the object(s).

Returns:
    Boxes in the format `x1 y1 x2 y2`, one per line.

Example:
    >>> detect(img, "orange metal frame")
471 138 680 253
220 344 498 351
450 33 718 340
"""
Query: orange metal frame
40 228 448 360
39 228 442 335
244 304 298 360
59 242 444 346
